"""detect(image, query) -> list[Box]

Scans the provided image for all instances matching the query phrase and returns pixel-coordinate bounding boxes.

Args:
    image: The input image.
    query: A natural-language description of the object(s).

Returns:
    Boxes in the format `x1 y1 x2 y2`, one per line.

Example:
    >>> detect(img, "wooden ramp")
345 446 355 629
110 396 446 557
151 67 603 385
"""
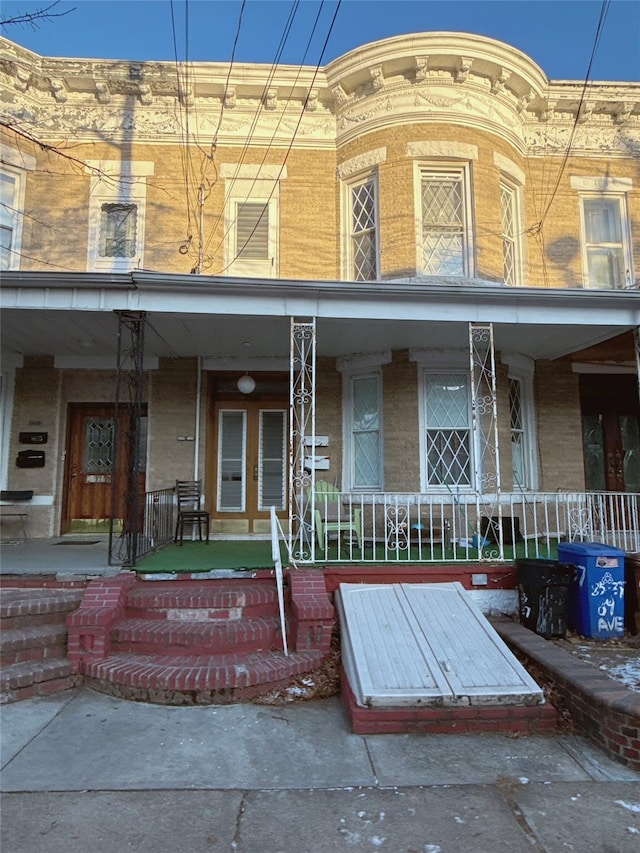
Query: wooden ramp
336 582 544 714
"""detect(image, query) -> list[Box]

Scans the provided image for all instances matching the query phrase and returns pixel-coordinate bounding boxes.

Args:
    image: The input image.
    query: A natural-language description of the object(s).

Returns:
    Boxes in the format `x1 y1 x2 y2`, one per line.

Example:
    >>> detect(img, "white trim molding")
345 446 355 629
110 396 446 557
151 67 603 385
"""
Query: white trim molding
570 176 633 192
337 148 387 180
494 152 526 185
407 141 478 161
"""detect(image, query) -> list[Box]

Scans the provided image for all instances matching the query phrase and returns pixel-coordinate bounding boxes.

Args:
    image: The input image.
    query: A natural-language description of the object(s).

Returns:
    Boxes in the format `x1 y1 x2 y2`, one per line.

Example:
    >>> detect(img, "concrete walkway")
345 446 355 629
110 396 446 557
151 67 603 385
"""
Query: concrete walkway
2 688 639 852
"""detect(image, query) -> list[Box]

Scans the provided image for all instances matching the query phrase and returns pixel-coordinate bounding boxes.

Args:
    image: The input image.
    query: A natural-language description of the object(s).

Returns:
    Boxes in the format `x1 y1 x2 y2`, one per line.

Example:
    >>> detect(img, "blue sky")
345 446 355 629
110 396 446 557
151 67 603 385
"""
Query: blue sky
1 0 639 81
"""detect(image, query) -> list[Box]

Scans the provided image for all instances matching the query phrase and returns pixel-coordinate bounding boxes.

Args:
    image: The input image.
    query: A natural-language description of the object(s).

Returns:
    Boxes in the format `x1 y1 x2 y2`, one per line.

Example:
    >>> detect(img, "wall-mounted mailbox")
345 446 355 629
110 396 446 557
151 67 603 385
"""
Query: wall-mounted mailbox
19 431 48 444
16 449 45 468
303 436 329 447
304 455 330 471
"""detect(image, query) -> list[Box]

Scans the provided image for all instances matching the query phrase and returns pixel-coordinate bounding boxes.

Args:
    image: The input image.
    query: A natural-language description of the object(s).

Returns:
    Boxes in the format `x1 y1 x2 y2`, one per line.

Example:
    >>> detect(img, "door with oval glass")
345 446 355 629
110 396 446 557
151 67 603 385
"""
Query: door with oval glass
212 401 287 533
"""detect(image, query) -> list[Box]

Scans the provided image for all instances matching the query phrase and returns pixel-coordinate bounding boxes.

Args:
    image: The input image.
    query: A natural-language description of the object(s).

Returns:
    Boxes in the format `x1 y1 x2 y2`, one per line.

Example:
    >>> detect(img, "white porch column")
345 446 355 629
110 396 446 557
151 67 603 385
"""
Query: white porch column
469 323 503 560
289 317 316 562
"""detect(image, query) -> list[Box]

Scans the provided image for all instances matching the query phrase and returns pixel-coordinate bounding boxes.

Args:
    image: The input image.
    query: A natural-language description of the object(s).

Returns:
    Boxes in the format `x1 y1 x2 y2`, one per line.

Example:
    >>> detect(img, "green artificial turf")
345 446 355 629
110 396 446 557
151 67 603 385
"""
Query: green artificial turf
135 537 561 572
135 540 285 573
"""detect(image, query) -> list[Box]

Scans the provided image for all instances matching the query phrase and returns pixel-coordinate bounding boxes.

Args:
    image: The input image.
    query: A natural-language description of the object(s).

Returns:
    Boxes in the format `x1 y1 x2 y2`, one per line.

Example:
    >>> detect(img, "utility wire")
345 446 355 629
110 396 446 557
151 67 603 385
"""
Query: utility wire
534 0 610 230
214 0 342 275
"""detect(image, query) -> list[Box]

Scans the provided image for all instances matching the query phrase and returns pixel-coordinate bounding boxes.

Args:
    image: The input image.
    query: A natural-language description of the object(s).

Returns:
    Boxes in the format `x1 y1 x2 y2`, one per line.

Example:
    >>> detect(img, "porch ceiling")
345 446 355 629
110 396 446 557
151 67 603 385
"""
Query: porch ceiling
1 307 634 362
2 271 639 362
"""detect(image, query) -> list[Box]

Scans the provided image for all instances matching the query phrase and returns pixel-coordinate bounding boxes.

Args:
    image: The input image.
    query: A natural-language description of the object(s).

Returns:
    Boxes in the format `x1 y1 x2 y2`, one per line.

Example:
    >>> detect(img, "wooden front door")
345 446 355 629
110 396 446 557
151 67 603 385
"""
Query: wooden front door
62 404 146 533
580 375 640 492
211 400 287 532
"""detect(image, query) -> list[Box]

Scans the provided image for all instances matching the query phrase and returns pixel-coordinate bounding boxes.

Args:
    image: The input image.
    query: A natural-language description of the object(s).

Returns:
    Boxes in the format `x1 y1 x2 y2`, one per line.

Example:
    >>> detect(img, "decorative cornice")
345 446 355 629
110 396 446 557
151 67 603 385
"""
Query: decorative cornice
1 33 639 157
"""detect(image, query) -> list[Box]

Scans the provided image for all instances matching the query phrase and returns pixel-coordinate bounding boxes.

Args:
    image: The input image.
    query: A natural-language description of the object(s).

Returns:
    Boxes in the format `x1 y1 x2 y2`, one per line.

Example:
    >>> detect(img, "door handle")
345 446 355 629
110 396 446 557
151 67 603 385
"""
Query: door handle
253 466 259 481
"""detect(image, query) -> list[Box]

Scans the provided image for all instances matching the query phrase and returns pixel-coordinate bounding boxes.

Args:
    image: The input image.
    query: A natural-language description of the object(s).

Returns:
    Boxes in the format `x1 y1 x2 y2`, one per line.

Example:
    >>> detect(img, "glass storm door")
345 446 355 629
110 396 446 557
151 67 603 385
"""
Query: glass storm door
214 403 287 530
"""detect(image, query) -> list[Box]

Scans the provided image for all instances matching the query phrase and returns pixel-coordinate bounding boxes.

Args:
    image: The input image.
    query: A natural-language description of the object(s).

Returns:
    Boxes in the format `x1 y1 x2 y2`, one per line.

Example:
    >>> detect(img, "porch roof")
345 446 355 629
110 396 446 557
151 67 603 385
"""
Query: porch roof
2 270 639 362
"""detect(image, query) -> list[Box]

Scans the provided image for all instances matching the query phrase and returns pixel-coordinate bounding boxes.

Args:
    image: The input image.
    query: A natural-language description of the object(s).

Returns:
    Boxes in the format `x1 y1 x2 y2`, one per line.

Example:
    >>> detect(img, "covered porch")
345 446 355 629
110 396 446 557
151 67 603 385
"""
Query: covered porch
1 270 639 568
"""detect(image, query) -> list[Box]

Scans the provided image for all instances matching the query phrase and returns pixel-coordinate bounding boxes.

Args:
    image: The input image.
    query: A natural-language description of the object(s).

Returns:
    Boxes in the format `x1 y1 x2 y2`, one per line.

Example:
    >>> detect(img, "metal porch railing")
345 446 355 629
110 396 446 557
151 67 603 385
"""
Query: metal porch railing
304 490 640 564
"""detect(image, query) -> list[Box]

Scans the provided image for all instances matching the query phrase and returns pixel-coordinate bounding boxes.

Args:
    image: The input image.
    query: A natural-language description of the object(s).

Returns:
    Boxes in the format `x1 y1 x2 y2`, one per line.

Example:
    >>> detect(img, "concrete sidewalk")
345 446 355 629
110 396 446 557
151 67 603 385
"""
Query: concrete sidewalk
2 688 639 852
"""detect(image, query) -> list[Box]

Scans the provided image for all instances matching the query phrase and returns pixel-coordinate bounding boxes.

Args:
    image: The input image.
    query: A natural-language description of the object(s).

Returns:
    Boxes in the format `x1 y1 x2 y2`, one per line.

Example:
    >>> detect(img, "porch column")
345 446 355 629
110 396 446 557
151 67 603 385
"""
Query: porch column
289 317 316 562
469 322 503 560
109 310 146 567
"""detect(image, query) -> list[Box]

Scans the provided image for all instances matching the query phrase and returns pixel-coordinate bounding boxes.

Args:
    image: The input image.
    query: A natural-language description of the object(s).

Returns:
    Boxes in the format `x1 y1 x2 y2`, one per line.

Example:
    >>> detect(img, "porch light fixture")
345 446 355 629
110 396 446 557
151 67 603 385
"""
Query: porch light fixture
237 373 256 394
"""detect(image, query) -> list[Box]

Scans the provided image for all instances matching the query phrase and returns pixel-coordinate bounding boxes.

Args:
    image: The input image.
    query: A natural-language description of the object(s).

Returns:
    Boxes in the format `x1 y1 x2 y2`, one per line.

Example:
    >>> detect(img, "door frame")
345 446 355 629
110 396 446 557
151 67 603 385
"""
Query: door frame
61 402 147 534
206 372 289 534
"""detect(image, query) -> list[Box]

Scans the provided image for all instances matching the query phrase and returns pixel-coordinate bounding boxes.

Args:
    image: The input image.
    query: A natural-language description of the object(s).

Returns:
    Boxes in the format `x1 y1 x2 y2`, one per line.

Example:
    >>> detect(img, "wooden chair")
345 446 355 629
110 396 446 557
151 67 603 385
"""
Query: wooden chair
311 480 362 551
0 490 34 543
174 480 210 546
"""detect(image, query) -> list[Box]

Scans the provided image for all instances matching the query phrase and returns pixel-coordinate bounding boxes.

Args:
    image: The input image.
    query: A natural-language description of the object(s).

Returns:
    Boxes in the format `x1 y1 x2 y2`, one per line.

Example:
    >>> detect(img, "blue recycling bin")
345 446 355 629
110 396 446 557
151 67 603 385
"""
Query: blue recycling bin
557 542 626 639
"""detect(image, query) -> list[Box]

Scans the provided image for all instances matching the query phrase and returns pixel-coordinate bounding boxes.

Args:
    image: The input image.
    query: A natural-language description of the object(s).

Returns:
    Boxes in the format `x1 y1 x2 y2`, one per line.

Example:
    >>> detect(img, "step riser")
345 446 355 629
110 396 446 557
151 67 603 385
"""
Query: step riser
111 627 282 656
125 603 280 621
1 613 72 630
1 644 67 666
1 675 79 704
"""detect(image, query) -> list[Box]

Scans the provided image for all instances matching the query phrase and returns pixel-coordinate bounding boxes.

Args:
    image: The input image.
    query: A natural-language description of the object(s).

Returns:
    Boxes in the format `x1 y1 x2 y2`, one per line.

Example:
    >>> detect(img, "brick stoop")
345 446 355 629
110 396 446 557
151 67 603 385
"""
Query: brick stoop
69 570 335 704
340 669 559 735
0 588 84 703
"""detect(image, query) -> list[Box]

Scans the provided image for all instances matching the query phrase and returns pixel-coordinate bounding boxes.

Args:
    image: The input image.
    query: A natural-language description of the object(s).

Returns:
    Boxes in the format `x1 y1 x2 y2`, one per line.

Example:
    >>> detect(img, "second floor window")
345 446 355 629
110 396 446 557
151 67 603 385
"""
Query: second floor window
580 196 630 289
349 177 378 281
420 168 471 277
100 203 138 258
235 202 269 260
500 181 522 286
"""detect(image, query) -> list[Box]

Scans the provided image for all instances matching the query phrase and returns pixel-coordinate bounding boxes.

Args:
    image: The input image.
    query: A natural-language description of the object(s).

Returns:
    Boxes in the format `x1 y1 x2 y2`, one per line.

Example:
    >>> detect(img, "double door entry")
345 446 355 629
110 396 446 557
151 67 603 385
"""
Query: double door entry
212 401 288 532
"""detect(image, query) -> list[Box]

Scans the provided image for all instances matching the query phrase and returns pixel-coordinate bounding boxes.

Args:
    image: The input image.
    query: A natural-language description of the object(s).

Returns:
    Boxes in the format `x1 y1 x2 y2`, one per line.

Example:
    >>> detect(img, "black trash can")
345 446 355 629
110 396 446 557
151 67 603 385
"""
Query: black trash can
516 559 574 639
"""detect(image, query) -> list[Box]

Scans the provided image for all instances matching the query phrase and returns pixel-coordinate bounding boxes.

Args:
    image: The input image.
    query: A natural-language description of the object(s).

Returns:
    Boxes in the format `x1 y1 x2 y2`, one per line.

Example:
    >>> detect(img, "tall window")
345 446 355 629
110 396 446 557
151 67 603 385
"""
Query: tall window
420 167 472 276
349 177 378 281
0 149 33 271
580 196 630 289
0 172 17 270
500 181 522 286
85 160 153 272
509 378 527 488
424 373 471 487
349 374 382 490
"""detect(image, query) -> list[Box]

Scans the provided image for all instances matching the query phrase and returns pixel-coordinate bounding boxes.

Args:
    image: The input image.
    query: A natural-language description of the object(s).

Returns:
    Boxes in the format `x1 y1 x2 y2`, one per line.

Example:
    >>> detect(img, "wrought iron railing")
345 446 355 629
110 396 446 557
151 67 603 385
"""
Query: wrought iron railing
304 490 640 564
111 486 176 565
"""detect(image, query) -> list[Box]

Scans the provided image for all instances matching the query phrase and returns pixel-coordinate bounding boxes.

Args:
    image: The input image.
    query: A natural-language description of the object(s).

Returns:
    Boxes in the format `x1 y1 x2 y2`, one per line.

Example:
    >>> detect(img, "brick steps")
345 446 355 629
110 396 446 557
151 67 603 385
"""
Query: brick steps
67 573 335 704
1 623 68 665
0 588 84 703
125 581 282 620
84 649 326 704
111 615 283 655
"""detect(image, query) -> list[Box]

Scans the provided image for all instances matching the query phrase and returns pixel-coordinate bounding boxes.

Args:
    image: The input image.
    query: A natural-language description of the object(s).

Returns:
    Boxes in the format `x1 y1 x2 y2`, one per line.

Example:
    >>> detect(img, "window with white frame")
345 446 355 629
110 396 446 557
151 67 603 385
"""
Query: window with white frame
504 356 537 491
500 180 523 286
419 166 473 276
424 372 472 487
347 175 378 281
85 161 153 272
221 167 282 278
339 352 390 491
579 195 631 289
1 147 35 271
349 373 382 490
